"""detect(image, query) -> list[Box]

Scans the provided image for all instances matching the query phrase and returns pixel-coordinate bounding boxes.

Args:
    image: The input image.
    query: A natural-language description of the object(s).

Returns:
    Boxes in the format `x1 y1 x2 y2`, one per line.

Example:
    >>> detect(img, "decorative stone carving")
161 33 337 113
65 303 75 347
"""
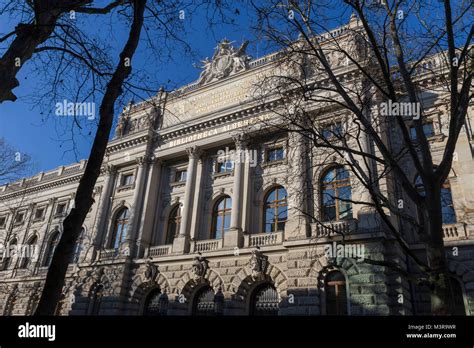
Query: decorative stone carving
186 145 202 159
144 261 159 283
248 248 269 281
191 255 209 282
196 39 251 85
232 132 249 150
115 114 130 137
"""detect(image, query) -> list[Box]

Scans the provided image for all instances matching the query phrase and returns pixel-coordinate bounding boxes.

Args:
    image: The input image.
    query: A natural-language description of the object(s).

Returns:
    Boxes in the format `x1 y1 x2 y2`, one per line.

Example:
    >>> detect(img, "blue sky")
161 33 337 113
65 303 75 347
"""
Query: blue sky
1 1 458 177
0 3 262 174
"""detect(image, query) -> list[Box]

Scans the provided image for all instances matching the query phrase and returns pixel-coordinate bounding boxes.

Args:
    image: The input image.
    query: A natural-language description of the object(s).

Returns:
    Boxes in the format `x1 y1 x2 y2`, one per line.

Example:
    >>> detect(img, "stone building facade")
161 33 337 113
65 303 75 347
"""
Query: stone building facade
0 17 473 316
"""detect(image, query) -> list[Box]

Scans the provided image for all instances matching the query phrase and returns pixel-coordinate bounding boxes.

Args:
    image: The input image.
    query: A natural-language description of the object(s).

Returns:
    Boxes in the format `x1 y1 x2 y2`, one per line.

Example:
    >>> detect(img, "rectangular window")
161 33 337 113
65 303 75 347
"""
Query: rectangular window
175 170 187 183
14 212 25 224
121 173 134 186
410 122 435 140
266 147 284 162
34 207 45 220
0 216 6 228
216 160 233 173
56 203 66 216
321 121 343 140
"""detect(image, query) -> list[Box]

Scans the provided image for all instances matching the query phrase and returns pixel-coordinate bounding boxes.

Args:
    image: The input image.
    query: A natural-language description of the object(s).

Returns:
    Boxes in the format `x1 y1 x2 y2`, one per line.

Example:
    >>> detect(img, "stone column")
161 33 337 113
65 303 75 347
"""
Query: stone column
286 129 308 240
189 155 205 241
355 121 377 232
351 91 378 233
135 158 163 258
123 156 149 256
224 134 246 248
89 165 117 261
173 146 201 254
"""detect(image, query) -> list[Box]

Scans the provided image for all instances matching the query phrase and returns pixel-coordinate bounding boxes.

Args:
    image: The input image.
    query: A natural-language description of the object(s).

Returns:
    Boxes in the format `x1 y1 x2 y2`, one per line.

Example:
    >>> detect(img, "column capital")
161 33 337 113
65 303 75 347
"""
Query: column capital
151 156 163 166
232 133 249 150
136 156 151 167
186 145 203 160
105 164 117 175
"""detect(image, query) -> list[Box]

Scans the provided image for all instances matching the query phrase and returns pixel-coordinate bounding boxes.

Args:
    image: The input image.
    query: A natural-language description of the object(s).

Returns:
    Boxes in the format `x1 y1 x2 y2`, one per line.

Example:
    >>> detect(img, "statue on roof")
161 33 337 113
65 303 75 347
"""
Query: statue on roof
196 39 251 85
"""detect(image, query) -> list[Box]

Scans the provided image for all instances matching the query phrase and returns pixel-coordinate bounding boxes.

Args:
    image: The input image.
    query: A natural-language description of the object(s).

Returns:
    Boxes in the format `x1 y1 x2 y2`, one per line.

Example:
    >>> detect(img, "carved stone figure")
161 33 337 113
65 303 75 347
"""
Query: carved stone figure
248 248 268 281
115 115 129 137
191 255 209 282
196 39 251 85
144 261 159 283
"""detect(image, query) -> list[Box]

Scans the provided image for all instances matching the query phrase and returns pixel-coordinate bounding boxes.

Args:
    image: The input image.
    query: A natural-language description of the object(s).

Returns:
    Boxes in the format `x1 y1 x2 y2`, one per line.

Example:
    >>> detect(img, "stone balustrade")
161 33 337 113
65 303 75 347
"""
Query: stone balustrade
245 231 283 248
148 245 172 257
311 219 357 238
443 223 468 241
192 239 223 253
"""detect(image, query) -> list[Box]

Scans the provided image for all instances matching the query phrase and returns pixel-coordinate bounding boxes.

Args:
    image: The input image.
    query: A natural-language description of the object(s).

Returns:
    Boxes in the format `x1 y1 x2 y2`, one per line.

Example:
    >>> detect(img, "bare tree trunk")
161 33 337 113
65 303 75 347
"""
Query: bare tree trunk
424 185 455 314
34 0 147 316
0 15 58 102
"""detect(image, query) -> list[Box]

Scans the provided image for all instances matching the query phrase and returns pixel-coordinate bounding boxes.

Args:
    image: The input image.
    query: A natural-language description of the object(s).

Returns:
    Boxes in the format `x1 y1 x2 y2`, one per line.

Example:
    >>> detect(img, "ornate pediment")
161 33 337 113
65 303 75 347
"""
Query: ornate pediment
195 39 251 85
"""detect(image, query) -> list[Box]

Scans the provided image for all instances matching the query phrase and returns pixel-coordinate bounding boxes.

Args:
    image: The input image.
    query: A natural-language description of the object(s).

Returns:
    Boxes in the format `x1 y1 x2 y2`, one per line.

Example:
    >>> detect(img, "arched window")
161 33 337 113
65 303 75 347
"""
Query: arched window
250 283 279 316
415 176 456 224
110 208 129 249
450 277 466 315
43 231 60 267
2 238 17 270
325 271 348 315
192 286 216 316
70 228 84 264
211 196 232 239
143 288 162 316
321 167 353 221
19 235 38 269
166 205 181 244
263 186 288 233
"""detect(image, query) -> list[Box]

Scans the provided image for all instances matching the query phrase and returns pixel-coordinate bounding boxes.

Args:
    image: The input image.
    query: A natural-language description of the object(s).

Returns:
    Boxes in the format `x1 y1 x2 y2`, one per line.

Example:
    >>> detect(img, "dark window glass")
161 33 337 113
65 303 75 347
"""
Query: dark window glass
43 232 60 267
212 196 232 239
217 159 233 173
410 122 435 140
415 177 456 224
264 186 288 233
14 213 24 223
325 271 348 315
70 228 84 263
2 238 17 270
111 208 129 249
56 203 66 215
266 147 284 162
20 236 37 269
122 174 134 186
175 170 187 182
166 205 181 244
34 208 45 220
321 167 353 221
322 122 343 139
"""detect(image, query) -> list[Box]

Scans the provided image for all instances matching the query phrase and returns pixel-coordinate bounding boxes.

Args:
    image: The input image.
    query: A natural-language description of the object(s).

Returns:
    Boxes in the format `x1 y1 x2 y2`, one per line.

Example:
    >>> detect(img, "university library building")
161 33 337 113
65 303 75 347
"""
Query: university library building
0 18 473 317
